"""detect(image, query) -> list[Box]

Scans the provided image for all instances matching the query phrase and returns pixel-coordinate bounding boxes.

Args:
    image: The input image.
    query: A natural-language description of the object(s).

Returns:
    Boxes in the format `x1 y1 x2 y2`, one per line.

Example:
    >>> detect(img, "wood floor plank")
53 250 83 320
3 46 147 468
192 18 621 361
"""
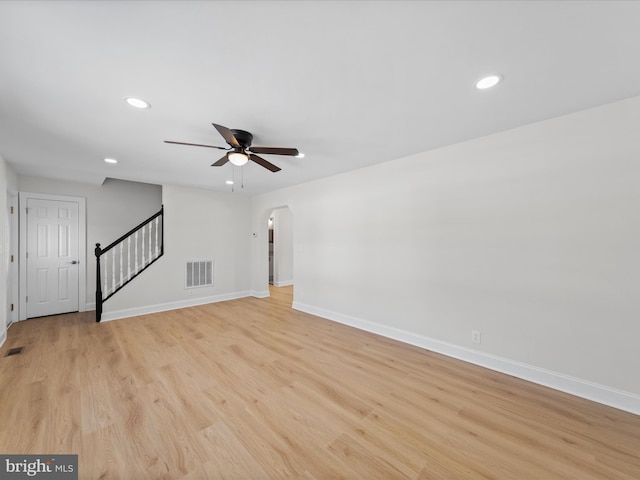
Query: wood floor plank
196 420 271 480
0 285 639 479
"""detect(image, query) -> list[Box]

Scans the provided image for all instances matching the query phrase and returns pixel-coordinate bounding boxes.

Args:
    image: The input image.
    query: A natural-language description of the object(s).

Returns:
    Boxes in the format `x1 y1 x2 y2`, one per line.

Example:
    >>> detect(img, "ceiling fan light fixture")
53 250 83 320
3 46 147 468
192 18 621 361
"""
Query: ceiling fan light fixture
104 157 118 164
228 151 249 166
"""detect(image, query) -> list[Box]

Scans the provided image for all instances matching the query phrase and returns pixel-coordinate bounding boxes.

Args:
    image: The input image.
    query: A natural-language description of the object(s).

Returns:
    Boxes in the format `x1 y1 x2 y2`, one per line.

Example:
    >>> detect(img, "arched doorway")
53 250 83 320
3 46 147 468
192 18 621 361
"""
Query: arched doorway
268 206 294 287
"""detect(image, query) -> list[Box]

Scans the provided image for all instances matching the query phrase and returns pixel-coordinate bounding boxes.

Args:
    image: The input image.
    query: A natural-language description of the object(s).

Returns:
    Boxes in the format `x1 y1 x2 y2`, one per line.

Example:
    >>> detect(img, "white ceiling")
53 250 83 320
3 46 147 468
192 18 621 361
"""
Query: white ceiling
1 1 640 195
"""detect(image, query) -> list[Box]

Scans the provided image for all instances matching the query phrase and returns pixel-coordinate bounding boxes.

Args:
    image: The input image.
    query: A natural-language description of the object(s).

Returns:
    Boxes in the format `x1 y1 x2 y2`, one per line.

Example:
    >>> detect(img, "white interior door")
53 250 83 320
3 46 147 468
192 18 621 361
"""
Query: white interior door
26 197 80 318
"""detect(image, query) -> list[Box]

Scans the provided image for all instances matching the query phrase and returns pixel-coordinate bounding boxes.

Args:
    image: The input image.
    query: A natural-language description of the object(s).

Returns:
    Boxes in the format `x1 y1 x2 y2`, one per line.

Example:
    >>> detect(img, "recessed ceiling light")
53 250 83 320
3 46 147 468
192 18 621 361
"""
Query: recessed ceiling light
104 158 118 164
225 180 234 185
475 74 503 90
124 97 151 109
295 152 305 158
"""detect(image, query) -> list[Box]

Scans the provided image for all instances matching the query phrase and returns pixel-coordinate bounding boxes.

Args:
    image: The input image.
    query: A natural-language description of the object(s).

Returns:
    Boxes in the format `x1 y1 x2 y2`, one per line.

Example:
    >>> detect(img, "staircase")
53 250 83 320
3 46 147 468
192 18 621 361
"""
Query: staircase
94 206 164 322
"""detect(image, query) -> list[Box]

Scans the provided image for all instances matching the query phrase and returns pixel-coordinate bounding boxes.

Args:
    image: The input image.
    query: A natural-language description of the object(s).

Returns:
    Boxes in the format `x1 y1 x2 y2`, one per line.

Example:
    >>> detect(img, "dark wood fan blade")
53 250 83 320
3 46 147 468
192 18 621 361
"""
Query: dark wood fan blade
249 154 281 172
164 140 228 150
212 123 240 148
211 154 229 167
249 146 299 156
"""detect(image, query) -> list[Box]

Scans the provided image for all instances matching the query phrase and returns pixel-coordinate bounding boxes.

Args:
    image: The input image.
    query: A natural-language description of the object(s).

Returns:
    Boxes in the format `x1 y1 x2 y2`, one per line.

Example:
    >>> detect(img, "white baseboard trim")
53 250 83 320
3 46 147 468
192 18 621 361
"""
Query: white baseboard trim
251 290 270 298
0 328 6 349
86 301 96 311
273 280 294 287
100 291 252 322
292 301 640 416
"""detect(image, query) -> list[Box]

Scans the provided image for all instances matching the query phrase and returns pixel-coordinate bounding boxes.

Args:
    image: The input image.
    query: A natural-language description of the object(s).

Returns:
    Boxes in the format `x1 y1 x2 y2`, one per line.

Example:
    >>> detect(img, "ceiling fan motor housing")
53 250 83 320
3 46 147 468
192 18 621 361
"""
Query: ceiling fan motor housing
230 129 253 148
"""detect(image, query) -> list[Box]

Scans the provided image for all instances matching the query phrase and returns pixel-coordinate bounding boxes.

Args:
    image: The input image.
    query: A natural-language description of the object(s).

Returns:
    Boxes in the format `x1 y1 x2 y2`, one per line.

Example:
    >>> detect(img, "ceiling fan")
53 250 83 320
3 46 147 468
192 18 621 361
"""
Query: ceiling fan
165 123 300 172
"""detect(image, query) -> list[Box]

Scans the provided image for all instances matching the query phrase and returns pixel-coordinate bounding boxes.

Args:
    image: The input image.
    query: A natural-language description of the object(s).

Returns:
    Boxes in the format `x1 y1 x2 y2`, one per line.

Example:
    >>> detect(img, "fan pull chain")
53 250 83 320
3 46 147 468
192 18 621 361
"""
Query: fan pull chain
241 166 244 189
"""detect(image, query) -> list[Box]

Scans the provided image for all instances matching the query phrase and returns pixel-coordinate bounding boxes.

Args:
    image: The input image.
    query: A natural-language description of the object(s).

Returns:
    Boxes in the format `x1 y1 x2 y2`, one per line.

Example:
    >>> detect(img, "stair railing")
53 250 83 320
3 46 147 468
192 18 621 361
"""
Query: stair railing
95 206 164 322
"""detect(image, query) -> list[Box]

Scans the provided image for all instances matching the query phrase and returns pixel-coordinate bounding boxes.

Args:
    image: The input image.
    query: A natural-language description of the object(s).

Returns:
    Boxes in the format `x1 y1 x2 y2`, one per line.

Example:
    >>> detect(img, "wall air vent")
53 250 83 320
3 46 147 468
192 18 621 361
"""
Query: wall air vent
185 259 213 288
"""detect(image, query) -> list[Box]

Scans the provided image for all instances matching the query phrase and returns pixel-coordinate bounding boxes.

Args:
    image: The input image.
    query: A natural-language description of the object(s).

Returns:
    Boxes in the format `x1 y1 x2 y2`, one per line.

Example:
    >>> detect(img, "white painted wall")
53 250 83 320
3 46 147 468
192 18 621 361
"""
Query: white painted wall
251 96 640 412
103 184 252 319
272 207 293 286
0 156 18 346
16 176 162 308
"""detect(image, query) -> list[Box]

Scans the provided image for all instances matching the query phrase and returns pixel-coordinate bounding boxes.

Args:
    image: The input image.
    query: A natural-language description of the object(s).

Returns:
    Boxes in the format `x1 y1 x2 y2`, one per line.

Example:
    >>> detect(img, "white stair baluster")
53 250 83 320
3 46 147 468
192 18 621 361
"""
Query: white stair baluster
103 255 108 298
148 223 152 262
135 231 139 273
155 217 159 259
141 227 145 267
127 236 131 281
111 249 116 293
119 243 123 288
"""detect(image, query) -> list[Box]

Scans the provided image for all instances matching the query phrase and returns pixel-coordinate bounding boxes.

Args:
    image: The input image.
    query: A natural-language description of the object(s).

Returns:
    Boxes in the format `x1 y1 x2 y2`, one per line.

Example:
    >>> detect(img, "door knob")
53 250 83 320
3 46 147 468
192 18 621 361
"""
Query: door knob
69 260 79 264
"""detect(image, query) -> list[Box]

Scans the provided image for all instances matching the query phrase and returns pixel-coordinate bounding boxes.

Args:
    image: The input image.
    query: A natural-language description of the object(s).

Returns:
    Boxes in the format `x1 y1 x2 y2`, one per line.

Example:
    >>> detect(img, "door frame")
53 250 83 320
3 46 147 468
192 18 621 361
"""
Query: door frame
254 204 295 297
270 207 294 287
6 190 19 328
19 192 87 320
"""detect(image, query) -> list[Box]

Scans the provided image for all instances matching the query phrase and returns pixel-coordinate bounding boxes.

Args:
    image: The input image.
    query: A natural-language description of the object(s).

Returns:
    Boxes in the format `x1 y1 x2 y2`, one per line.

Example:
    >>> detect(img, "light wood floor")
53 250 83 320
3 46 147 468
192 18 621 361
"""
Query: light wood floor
1 286 639 479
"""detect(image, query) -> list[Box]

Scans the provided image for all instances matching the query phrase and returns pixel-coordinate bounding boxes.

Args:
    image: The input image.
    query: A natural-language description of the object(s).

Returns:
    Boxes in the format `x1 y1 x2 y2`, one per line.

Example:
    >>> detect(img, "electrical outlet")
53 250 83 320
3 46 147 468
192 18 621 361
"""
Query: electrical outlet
471 330 481 344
